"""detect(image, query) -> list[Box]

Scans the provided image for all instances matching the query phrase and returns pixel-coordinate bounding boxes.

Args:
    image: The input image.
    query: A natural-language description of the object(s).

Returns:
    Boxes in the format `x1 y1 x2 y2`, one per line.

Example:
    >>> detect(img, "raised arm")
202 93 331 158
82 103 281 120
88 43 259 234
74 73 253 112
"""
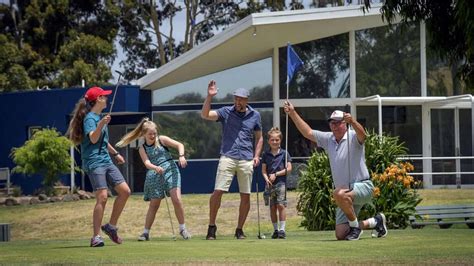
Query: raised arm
88 115 110 144
283 101 317 144
344 113 366 144
201 80 219 121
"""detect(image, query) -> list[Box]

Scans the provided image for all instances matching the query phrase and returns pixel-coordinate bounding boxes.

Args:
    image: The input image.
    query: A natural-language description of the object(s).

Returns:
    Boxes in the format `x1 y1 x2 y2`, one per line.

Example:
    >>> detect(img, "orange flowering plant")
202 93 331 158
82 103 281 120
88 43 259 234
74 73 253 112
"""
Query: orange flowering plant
366 162 422 229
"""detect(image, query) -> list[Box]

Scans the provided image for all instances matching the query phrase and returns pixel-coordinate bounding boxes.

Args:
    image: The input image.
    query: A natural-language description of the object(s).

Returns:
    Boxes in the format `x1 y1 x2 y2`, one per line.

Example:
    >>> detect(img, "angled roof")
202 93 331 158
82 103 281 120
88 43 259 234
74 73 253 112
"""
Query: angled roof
138 5 386 90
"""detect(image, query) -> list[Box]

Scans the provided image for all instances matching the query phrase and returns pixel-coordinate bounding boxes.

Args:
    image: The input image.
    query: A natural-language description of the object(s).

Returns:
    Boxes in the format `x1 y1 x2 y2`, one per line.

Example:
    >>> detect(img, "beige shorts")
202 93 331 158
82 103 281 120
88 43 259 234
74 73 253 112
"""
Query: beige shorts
215 156 254 193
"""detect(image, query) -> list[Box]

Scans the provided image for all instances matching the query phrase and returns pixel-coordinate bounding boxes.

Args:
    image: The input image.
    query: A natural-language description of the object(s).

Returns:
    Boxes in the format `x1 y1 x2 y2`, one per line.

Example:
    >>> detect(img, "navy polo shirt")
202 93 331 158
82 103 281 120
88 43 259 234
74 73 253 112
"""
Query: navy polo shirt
216 105 262 160
262 148 292 184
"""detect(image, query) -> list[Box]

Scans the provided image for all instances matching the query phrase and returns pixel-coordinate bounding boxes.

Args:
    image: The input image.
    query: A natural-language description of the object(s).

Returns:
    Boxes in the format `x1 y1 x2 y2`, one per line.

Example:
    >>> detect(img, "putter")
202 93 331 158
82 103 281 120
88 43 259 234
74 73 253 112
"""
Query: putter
98 70 123 154
345 104 352 192
162 178 177 241
256 181 265 239
108 70 123 115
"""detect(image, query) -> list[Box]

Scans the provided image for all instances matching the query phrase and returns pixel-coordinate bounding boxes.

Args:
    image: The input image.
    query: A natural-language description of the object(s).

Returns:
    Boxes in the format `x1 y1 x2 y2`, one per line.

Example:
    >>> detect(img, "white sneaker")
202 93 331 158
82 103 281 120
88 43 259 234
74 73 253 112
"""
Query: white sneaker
138 232 149 241
179 228 191 240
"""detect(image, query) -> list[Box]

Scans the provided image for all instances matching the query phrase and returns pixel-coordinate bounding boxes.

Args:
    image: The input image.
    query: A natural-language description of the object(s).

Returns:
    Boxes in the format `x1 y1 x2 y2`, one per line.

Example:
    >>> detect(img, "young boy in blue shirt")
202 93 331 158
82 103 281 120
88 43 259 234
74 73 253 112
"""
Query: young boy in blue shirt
261 127 292 239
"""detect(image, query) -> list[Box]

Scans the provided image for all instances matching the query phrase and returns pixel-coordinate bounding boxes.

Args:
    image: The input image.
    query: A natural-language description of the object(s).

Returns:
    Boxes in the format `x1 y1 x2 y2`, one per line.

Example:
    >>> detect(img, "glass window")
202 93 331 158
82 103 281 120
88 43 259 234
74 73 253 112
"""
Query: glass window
279 106 347 157
459 109 473 184
426 40 469 96
28 126 42 139
357 105 423 181
152 58 272 105
153 111 221 159
278 34 349 99
153 107 273 160
430 109 456 185
356 24 421 97
357 106 422 155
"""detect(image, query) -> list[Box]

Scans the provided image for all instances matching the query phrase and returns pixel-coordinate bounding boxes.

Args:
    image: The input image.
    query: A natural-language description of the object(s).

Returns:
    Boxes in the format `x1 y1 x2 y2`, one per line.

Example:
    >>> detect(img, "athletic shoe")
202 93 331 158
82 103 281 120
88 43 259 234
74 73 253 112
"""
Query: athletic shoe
101 223 122 244
271 230 279 239
180 228 192 240
206 225 217 240
90 235 104 247
278 230 286 239
372 213 388 238
234 228 246 239
138 232 149 241
345 226 363 241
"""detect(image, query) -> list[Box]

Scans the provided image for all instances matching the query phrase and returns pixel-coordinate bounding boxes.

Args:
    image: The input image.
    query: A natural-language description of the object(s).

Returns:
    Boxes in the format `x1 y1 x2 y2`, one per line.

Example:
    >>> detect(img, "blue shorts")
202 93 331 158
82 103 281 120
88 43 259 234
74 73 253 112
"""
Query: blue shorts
87 164 126 191
336 179 374 225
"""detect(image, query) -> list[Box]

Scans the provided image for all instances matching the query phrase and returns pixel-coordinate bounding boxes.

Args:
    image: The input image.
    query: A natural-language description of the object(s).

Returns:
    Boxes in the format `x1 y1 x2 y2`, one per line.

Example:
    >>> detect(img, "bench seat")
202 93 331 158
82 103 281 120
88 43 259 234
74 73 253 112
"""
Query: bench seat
409 205 474 229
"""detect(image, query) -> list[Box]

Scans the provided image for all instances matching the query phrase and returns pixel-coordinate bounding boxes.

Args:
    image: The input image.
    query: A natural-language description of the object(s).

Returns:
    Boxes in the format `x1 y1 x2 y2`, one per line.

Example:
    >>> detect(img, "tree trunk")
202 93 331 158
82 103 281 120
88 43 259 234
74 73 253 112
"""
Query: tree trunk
149 3 166 65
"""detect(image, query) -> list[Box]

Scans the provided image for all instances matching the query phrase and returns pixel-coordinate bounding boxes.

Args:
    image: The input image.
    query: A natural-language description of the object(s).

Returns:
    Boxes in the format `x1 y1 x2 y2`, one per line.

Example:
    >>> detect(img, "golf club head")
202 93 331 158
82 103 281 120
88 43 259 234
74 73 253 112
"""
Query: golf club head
115 70 123 76
257 234 265 239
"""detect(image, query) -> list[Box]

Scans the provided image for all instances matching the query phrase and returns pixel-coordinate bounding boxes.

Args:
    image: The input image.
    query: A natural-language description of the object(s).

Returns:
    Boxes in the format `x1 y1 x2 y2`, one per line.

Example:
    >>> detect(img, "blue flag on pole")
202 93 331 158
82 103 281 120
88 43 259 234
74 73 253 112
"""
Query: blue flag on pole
287 44 303 84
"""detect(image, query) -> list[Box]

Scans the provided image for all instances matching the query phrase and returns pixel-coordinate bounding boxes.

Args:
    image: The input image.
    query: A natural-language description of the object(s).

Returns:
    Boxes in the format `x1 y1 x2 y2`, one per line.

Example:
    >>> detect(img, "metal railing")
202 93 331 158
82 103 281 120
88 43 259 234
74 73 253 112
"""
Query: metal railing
398 156 474 188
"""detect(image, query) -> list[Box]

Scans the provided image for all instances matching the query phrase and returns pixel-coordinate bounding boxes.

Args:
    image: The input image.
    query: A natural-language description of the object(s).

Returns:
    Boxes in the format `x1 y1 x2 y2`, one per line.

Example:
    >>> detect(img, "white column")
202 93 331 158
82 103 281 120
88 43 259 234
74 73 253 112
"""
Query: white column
70 145 75 193
420 21 427 97
422 105 432 188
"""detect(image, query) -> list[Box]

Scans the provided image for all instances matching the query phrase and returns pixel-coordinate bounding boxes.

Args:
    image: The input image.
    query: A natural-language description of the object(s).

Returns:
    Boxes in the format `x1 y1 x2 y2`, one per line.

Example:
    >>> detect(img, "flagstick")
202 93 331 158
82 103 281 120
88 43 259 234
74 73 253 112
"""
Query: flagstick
285 42 303 174
285 89 289 171
285 44 289 174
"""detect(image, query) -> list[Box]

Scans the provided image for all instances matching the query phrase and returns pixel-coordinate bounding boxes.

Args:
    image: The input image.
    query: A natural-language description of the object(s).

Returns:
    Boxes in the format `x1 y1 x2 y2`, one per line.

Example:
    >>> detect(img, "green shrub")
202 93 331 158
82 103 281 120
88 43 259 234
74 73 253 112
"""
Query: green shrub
11 185 22 197
361 163 422 229
10 128 75 189
364 129 408 175
296 151 335 231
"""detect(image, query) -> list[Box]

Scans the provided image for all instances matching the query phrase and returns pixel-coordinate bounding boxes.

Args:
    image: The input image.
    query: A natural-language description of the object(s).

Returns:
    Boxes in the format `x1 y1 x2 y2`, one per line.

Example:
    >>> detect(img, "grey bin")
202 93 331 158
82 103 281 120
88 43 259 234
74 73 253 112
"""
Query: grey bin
0 223 10 241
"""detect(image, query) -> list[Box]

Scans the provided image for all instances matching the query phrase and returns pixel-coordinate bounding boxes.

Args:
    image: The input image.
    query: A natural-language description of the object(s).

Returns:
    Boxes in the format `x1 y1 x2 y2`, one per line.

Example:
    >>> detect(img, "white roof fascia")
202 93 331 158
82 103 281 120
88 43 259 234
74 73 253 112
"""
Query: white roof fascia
138 15 254 89
138 5 385 90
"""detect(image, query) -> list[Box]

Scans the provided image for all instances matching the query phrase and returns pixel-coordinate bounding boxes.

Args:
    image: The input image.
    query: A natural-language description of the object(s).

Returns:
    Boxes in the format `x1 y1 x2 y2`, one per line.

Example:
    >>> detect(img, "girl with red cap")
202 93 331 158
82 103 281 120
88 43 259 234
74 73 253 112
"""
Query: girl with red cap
67 86 131 247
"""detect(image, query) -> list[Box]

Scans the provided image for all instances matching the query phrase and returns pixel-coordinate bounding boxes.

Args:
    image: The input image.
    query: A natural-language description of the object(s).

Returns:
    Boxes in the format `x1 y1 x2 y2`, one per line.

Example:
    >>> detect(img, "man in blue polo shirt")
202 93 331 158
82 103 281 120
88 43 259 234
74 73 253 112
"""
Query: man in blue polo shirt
201 80 263 240
284 100 387 241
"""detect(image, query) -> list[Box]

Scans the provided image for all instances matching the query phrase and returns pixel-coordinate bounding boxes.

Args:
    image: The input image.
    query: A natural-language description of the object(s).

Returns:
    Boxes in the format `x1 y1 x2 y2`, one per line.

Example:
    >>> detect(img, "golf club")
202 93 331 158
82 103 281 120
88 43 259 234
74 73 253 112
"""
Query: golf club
345 104 352 192
98 70 123 155
162 178 177 241
108 70 123 115
256 179 265 239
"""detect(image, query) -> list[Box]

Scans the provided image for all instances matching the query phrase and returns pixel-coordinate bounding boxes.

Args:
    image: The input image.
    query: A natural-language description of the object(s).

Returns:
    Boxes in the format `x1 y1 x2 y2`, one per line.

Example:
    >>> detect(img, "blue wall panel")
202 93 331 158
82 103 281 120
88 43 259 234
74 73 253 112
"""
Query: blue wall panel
179 160 265 194
0 86 150 195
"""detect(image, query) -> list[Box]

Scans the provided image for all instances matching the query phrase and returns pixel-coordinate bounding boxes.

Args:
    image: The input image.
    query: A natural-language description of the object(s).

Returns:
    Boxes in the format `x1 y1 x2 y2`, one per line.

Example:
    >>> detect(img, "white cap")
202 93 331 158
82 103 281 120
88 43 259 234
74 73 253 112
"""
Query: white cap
328 110 344 121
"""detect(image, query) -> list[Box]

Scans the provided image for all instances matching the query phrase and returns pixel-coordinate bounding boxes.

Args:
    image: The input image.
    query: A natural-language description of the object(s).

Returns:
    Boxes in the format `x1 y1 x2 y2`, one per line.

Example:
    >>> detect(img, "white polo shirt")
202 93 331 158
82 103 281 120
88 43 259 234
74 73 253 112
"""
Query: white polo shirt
312 129 369 189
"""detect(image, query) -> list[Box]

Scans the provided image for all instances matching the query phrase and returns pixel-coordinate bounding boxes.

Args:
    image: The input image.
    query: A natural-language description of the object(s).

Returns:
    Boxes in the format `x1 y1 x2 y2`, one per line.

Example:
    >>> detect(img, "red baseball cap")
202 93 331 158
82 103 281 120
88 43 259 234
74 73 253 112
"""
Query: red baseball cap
84 86 112 101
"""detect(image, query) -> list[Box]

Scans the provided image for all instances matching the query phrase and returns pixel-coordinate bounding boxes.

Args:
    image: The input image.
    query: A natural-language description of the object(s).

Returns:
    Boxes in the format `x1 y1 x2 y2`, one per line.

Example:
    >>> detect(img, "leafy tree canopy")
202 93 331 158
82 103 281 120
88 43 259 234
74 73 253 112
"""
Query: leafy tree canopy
0 0 119 92
364 0 474 90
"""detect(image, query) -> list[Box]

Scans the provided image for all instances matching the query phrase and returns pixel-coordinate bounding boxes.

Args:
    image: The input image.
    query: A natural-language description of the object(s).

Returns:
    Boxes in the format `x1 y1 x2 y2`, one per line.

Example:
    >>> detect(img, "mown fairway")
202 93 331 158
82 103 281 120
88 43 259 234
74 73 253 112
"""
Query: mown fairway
1 190 473 264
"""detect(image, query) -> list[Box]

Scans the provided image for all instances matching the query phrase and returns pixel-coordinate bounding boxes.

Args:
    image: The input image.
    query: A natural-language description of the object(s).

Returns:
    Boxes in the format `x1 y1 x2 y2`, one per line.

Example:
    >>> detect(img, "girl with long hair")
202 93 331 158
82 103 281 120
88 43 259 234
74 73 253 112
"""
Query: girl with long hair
116 117 191 241
67 86 131 247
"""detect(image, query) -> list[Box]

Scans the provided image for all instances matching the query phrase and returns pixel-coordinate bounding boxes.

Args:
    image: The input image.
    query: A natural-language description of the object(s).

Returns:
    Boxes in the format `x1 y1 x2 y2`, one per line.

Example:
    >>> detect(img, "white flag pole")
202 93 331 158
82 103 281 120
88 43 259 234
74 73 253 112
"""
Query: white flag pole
285 43 290 173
